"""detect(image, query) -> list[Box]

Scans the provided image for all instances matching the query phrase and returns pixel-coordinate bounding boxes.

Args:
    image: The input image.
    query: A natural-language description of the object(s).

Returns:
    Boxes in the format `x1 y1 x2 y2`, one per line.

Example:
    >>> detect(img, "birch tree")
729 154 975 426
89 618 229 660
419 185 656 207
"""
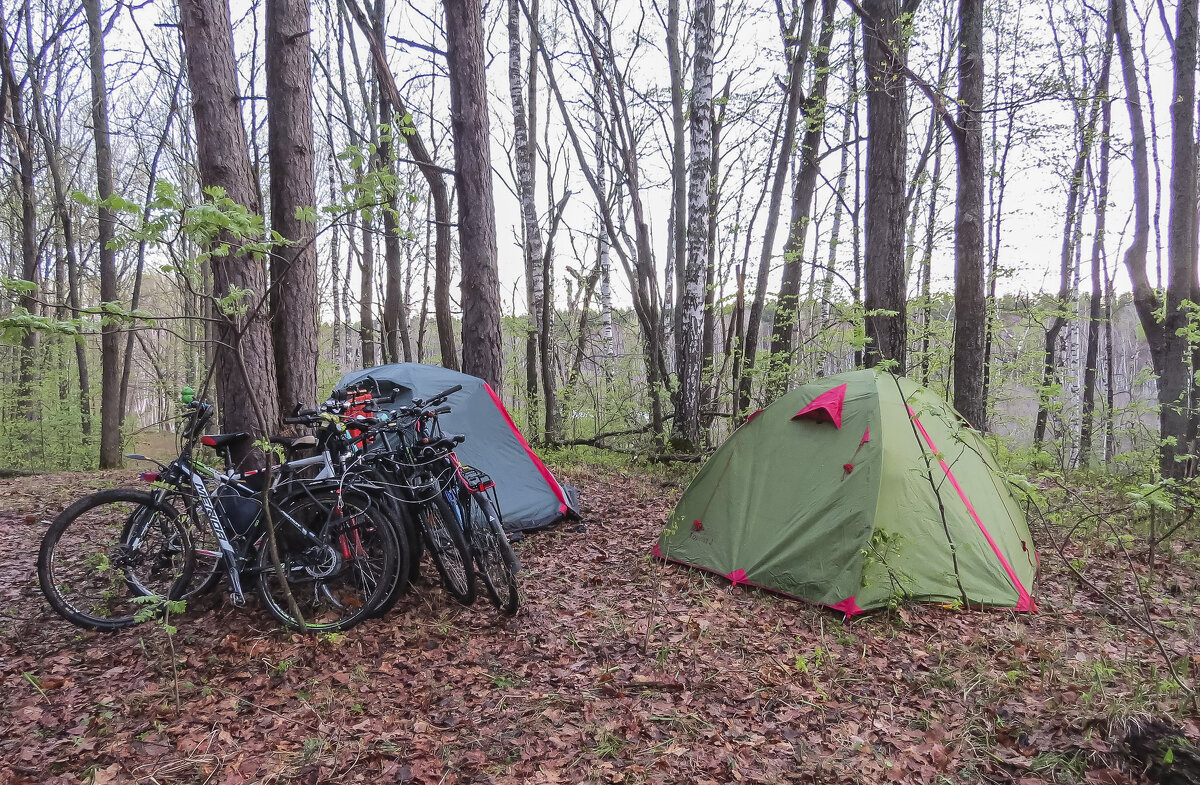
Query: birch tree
670 0 715 450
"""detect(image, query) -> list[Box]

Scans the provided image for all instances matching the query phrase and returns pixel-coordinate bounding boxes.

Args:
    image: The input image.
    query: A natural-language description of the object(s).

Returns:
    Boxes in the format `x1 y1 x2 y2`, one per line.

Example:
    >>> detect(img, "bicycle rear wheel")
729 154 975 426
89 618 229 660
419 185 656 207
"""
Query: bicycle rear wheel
464 492 520 615
417 495 475 606
38 489 195 631
256 489 399 632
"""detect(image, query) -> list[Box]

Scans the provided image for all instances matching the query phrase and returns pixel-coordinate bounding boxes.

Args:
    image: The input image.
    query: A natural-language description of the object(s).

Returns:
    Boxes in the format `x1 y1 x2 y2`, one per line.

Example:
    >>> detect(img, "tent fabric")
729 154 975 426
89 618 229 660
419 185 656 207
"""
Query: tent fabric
655 369 1038 615
792 383 846 428
336 363 578 532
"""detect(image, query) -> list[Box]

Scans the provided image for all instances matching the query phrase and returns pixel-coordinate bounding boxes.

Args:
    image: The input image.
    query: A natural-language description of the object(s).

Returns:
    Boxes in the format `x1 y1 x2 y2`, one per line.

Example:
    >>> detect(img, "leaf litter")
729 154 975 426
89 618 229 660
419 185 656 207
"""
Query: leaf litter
0 466 1196 783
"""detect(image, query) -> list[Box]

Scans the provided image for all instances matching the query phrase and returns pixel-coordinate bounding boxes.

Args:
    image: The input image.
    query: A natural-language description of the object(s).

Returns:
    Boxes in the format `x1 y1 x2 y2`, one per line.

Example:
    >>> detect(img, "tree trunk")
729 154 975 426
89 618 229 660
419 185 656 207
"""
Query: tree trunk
701 80 729 417
735 0 816 419
180 0 281 448
951 0 985 428
375 0 411 366
536 0 667 432
1111 0 1159 374
768 0 837 398
344 0 456 369
444 0 503 390
0 15 40 421
669 0 715 451
84 0 122 466
860 0 913 372
666 0 687 362
1162 0 1199 478
1034 19 1109 450
266 0 319 413
509 0 548 438
359 206 377 367
1080 20 1113 468
28 47 92 440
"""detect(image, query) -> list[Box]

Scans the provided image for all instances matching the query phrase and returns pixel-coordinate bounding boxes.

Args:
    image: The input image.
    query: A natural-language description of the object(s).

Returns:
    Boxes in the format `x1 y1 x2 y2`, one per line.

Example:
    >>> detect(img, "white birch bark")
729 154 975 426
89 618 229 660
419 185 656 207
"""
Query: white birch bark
671 0 715 449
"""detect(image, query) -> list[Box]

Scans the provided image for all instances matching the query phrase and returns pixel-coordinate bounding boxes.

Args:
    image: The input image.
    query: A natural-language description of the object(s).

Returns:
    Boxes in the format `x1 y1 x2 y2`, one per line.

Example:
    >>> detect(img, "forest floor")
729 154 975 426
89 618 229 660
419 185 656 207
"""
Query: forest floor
1 461 1199 784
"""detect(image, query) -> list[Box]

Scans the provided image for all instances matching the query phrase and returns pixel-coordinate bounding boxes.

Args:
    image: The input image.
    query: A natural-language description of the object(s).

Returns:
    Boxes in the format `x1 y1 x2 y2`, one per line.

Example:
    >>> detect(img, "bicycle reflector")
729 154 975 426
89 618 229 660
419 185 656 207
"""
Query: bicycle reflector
139 472 160 482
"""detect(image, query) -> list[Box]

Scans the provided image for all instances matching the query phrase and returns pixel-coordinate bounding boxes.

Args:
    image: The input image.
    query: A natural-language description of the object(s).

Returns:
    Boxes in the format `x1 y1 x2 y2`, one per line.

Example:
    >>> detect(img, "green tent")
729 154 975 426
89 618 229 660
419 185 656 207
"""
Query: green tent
655 370 1037 615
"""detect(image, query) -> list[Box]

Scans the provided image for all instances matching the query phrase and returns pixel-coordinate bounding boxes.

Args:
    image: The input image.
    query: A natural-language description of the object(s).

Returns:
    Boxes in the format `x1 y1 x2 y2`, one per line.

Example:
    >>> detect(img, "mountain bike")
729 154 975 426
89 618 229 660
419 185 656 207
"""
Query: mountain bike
323 383 478 608
38 400 404 633
345 382 520 615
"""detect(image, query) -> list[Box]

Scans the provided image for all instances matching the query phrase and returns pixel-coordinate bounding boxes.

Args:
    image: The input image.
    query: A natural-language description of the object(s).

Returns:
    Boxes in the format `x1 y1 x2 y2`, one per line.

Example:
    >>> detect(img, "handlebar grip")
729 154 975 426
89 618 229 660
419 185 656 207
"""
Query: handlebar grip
282 416 312 424
437 385 463 399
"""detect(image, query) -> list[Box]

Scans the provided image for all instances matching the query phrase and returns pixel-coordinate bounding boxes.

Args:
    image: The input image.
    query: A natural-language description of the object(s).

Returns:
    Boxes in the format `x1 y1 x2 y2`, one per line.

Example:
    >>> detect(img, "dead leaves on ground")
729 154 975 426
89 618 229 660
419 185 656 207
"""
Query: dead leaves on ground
0 467 1196 784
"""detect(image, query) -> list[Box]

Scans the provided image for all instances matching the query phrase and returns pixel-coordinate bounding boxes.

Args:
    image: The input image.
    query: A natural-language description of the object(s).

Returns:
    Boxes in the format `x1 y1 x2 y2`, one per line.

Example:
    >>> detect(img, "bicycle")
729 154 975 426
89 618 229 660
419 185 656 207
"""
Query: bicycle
343 381 520 615
38 398 405 633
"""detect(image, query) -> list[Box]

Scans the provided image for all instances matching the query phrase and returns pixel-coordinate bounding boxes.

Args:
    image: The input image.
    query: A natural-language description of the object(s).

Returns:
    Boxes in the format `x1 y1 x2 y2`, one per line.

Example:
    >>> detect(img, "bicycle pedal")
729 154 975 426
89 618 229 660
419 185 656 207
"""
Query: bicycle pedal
229 591 247 608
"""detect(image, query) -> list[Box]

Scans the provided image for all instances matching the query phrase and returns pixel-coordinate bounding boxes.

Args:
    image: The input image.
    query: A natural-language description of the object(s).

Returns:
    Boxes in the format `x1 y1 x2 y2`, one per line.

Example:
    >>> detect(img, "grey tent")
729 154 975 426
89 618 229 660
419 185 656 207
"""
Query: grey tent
337 363 578 532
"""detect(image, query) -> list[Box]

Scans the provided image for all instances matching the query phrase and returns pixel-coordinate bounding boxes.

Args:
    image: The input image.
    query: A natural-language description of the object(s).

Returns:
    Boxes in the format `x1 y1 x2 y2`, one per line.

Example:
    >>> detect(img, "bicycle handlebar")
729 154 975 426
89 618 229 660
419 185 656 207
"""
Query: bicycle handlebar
412 385 462 408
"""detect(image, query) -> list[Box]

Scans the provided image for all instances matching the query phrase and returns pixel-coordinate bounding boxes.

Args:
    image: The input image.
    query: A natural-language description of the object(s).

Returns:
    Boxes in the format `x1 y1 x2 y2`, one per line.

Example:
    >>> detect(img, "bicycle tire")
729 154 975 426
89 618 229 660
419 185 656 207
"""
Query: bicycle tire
38 489 196 632
464 492 519 615
255 488 399 632
417 495 475 606
361 489 412 617
122 486 225 600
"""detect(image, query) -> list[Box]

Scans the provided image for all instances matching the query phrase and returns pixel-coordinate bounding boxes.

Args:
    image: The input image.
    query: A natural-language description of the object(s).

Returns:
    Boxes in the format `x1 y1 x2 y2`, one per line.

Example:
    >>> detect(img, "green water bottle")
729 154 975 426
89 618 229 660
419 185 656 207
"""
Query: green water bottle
181 385 195 404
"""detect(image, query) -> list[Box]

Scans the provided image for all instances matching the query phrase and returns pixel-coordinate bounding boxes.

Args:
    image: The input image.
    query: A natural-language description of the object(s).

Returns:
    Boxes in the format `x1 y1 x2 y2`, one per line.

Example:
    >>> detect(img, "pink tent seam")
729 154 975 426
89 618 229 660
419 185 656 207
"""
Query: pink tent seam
907 405 1036 612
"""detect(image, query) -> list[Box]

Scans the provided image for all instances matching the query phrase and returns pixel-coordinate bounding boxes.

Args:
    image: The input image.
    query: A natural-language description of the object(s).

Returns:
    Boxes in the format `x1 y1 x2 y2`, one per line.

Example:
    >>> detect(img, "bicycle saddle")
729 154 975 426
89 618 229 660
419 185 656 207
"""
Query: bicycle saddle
269 435 318 450
200 432 252 449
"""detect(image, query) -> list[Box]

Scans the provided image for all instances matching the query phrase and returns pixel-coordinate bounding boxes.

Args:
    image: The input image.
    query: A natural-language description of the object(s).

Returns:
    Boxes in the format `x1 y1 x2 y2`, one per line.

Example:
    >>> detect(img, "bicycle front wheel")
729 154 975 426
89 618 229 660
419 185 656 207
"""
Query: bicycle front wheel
122 486 225 600
418 496 475 606
464 492 520 616
256 489 400 632
38 489 196 632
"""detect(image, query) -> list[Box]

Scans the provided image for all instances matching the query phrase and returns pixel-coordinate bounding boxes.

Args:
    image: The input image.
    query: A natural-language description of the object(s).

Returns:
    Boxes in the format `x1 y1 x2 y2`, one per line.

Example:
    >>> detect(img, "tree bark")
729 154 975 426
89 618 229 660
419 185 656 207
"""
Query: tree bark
860 0 913 372
266 0 319 413
180 0 281 449
951 0 985 428
666 0 687 359
769 0 838 398
670 0 715 451
1162 0 1199 478
444 0 503 390
509 0 550 438
84 0 122 467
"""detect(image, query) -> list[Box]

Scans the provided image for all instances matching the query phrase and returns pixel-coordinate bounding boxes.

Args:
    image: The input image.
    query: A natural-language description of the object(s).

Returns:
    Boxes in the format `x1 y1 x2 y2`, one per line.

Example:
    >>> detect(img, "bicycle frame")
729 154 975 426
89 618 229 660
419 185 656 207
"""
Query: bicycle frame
157 456 332 606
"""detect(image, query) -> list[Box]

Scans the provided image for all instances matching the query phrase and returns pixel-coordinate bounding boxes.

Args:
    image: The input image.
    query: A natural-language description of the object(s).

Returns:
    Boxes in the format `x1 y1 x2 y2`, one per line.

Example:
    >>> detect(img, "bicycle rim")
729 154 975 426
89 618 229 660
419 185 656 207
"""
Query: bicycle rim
420 497 475 605
38 490 195 631
466 494 519 615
